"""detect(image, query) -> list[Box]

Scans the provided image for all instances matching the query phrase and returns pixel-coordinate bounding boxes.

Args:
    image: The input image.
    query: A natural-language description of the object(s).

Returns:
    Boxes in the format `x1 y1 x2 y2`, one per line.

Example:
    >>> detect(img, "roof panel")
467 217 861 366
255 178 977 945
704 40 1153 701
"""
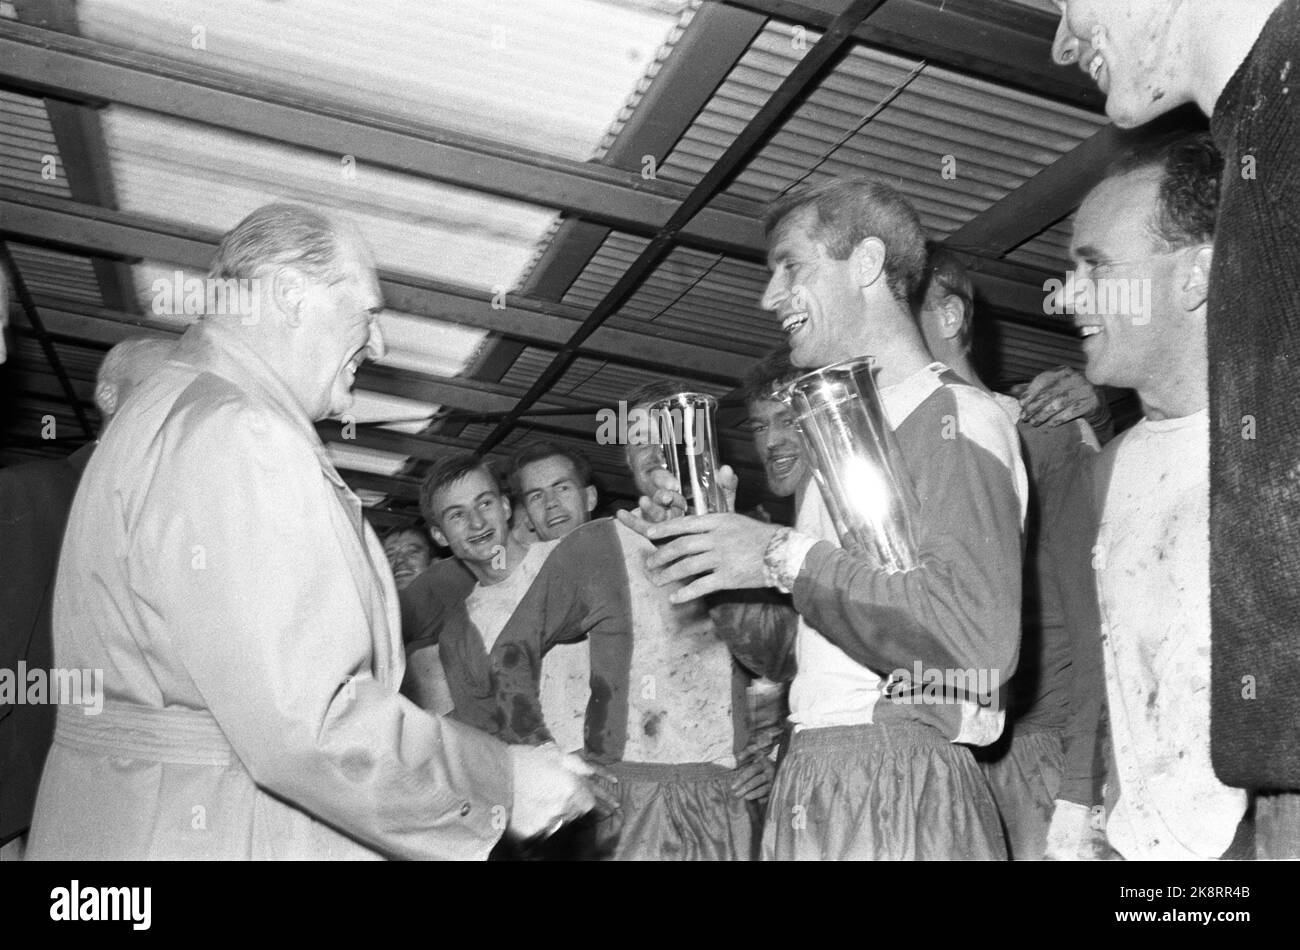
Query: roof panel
102 108 558 292
0 90 73 199
7 243 102 306
561 233 782 358
657 21 1107 239
76 0 691 161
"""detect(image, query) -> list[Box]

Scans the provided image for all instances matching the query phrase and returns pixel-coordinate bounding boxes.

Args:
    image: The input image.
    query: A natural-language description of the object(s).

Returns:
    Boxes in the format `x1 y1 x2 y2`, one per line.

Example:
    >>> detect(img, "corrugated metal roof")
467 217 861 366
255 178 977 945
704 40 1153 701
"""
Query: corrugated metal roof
77 0 691 162
657 23 1107 236
514 19 1100 423
7 243 101 305
561 232 784 356
497 346 732 407
2 0 1121 508
1004 217 1075 274
102 108 557 293
0 90 73 200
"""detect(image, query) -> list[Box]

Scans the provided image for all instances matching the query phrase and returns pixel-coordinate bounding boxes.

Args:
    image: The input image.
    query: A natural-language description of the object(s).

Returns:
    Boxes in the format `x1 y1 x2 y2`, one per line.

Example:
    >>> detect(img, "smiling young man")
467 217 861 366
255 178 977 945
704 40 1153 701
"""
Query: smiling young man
742 349 812 504
623 178 1028 860
1050 0 1300 856
400 453 544 729
1046 133 1249 861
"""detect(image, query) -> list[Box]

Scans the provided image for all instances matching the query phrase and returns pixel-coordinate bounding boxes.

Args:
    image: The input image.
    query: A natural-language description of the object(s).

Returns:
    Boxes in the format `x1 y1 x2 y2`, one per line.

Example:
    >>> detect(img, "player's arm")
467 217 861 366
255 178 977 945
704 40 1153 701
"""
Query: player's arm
787 403 1023 690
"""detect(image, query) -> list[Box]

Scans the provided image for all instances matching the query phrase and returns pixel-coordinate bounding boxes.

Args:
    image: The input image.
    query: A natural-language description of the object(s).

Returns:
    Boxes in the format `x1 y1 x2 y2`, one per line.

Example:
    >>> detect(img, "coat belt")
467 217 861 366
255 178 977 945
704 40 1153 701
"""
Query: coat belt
54 700 235 767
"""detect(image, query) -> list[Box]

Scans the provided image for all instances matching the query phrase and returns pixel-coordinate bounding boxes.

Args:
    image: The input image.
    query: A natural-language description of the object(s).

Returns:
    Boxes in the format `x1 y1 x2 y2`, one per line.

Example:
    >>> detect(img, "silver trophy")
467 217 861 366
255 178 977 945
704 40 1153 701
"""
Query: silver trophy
772 356 918 572
642 392 727 516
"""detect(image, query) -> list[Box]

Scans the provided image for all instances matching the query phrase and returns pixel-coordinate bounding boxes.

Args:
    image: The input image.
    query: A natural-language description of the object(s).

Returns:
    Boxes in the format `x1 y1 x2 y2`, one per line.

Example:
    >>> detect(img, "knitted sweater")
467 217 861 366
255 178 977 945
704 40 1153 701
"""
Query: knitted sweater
1207 0 1300 788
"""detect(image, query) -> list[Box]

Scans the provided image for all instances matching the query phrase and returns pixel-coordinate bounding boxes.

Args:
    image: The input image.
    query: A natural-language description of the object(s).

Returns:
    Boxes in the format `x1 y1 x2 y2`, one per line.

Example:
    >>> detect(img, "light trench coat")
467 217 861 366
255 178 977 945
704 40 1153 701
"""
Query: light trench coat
27 321 512 860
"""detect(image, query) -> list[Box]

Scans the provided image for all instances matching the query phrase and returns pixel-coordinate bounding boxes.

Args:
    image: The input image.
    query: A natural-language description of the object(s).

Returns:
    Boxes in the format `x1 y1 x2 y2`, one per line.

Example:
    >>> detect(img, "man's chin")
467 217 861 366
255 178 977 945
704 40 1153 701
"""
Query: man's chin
1105 89 1181 130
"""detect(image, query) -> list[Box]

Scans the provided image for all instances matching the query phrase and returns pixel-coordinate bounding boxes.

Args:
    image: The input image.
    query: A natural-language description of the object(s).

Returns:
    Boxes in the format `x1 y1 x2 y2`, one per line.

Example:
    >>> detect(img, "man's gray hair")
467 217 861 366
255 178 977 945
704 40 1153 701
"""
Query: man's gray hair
209 203 347 284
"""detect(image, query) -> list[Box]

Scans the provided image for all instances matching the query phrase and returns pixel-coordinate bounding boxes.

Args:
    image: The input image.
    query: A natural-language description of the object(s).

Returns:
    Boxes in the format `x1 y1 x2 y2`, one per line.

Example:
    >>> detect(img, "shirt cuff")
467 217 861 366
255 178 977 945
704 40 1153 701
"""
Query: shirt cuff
782 533 817 588
763 528 818 594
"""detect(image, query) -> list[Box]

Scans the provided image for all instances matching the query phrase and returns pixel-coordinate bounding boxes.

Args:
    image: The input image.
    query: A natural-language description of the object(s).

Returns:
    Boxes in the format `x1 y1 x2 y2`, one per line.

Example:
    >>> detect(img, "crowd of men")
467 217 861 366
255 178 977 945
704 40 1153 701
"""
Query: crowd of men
1 0 1296 861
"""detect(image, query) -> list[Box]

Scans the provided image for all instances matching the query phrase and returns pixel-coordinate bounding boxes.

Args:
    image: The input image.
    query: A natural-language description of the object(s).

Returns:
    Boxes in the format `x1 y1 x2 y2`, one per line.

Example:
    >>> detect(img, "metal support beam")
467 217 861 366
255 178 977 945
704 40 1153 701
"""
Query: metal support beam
945 124 1126 258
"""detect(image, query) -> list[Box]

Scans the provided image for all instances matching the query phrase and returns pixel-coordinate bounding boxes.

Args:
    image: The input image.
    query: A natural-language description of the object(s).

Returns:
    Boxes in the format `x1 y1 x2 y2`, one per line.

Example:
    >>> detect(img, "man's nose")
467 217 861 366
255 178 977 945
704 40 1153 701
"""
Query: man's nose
769 430 798 454
760 273 785 312
365 316 386 361
1052 15 1080 66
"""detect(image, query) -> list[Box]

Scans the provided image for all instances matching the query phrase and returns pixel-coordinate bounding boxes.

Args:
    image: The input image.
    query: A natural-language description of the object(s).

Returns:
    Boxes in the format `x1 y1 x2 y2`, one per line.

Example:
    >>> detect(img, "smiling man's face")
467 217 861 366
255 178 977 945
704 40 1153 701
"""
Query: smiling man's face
289 227 386 420
1051 0 1193 128
1068 168 1189 392
760 208 865 369
748 396 810 497
429 467 510 569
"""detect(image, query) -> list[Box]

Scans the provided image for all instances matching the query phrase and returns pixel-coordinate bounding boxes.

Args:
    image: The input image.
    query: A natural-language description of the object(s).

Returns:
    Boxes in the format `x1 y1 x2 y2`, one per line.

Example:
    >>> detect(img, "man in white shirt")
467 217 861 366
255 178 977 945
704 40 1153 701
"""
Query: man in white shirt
1046 131 1247 860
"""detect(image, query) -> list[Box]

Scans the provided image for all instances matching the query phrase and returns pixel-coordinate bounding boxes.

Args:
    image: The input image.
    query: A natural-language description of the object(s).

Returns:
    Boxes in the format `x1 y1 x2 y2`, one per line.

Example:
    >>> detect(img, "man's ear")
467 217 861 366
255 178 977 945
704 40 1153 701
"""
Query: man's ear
501 495 512 523
583 485 598 514
1182 244 1214 312
271 265 309 327
428 525 447 549
850 237 887 290
937 294 965 341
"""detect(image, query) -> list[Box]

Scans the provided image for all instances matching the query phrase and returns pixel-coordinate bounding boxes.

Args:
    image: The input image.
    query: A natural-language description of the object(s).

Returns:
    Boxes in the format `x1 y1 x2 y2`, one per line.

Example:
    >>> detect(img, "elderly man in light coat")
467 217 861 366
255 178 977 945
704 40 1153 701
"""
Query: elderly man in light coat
26 203 594 860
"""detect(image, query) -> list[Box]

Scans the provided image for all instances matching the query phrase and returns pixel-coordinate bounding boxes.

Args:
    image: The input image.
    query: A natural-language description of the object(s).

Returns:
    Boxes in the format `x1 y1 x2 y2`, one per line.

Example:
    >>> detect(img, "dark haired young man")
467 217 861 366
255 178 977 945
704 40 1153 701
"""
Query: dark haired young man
400 453 540 726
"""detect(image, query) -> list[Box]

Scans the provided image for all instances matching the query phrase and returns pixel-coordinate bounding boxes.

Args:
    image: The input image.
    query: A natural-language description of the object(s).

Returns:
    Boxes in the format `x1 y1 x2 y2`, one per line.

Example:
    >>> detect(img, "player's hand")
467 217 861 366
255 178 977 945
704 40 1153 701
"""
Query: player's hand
506 743 597 839
639 514 780 603
574 753 621 817
1015 365 1100 428
639 467 687 523
730 742 776 803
